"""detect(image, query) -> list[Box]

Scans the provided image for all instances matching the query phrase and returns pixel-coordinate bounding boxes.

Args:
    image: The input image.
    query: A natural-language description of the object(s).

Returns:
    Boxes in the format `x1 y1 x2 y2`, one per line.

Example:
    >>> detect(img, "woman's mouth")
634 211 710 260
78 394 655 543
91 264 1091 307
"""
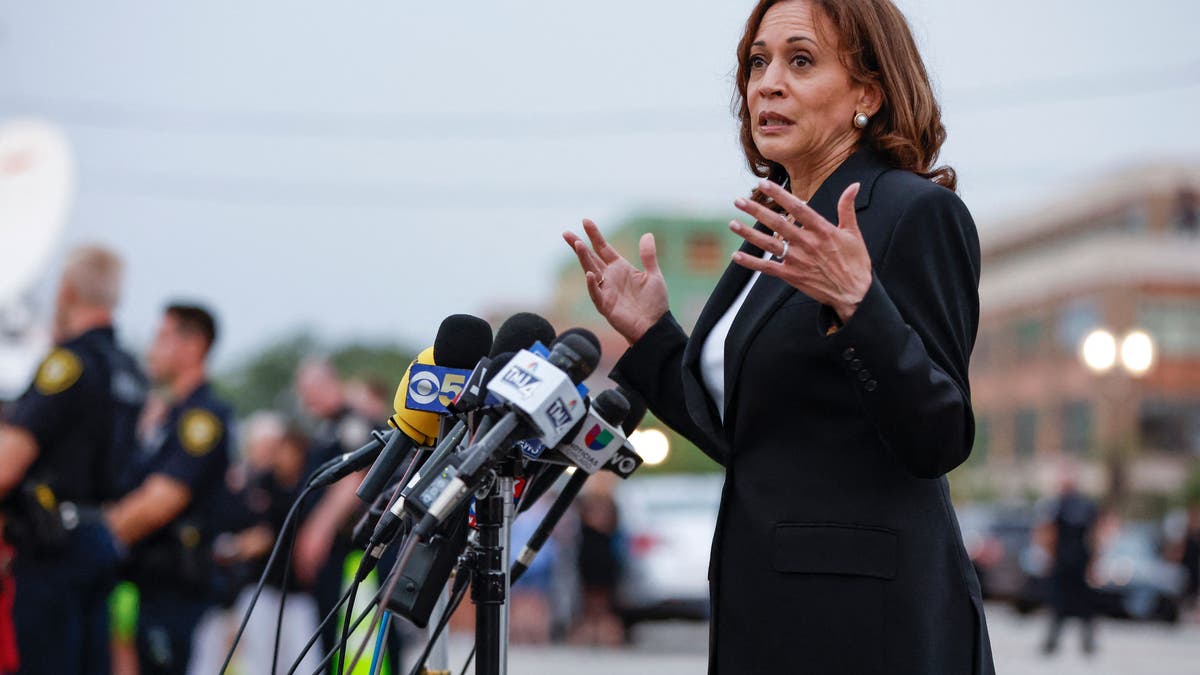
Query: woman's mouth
757 111 795 133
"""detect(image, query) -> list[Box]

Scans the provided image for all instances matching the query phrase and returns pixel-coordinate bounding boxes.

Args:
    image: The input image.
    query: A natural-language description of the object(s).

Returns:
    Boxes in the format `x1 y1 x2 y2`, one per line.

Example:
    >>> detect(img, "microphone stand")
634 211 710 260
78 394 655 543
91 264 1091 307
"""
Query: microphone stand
469 455 518 675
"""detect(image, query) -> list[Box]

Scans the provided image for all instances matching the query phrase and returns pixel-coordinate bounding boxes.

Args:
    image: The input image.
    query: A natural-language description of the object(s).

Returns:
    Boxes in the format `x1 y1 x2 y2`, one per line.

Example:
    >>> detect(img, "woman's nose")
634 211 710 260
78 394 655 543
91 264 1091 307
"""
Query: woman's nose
756 61 786 99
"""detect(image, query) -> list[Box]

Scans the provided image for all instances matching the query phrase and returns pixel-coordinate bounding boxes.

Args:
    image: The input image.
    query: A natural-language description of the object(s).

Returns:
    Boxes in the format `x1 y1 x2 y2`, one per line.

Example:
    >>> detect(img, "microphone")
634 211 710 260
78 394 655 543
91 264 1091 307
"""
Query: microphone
354 314 492 505
448 312 556 415
511 388 637 581
401 334 600 540
307 428 396 488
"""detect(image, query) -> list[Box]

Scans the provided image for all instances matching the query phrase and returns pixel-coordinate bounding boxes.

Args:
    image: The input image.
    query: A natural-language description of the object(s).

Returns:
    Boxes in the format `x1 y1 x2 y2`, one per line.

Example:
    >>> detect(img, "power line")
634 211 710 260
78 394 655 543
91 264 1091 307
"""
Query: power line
2 61 1197 142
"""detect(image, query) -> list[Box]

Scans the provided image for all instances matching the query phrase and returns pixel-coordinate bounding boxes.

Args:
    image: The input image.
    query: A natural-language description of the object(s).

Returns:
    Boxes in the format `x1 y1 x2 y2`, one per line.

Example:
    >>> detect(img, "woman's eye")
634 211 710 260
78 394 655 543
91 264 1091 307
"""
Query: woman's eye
792 54 811 68
749 55 767 70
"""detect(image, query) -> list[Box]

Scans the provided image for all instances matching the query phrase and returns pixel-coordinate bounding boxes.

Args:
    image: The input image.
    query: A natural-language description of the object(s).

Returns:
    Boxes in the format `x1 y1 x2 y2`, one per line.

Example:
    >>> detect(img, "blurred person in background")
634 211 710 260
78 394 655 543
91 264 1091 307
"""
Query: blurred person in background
1036 461 1101 656
569 491 625 647
292 358 374 668
344 376 392 426
0 245 147 674
202 420 322 675
565 0 994 670
104 304 232 675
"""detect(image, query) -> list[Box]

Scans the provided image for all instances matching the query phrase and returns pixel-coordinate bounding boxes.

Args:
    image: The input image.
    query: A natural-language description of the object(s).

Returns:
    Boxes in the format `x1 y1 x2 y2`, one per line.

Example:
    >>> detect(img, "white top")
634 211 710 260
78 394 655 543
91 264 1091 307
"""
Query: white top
700 249 773 421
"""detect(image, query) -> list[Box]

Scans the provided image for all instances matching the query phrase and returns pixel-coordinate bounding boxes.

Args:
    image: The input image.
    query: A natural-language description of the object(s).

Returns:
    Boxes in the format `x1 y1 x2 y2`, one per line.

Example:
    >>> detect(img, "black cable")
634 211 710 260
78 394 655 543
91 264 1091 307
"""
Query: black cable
337 581 360 675
270 512 299 675
458 645 474 675
284 580 356 675
305 579 390 675
339 533 423 675
219 482 316 674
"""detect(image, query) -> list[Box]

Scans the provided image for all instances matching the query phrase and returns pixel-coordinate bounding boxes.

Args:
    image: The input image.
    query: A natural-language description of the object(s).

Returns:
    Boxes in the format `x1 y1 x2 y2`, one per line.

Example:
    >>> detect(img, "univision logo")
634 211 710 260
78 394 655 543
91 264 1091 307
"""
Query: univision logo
585 424 614 450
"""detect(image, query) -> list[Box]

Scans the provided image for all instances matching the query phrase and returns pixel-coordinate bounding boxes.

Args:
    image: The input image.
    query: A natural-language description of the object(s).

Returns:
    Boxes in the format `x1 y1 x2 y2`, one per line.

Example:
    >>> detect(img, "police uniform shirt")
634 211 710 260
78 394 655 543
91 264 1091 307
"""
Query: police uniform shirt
4 327 145 504
131 381 232 552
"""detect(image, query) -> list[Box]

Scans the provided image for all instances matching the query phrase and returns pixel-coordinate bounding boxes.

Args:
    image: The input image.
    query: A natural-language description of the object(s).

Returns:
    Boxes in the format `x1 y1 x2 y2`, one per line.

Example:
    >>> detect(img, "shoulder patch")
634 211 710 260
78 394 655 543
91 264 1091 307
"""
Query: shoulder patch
34 348 84 395
178 408 223 457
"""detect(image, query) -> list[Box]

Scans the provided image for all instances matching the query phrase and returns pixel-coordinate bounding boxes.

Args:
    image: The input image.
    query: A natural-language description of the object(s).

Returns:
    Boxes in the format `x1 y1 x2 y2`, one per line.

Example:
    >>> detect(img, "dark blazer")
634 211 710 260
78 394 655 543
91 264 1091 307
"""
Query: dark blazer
610 149 995 675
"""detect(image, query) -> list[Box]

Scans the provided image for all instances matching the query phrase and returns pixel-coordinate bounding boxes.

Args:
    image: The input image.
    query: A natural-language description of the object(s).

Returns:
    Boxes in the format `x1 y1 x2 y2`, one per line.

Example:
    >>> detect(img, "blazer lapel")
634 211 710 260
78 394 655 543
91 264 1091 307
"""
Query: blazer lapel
680 224 771 436
720 149 891 432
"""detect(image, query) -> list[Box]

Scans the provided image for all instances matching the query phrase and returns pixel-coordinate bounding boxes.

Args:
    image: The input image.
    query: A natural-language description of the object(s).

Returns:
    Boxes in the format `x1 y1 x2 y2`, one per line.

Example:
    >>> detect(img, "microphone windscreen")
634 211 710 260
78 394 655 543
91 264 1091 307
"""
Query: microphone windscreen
556 327 601 358
490 312 556 357
552 333 601 379
592 389 631 428
433 314 493 368
617 386 647 435
390 346 440 445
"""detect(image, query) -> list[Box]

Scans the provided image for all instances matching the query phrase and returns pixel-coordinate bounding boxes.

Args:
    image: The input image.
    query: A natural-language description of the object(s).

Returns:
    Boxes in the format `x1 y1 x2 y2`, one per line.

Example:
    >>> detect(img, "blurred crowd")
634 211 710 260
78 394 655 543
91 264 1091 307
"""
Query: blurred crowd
0 245 635 675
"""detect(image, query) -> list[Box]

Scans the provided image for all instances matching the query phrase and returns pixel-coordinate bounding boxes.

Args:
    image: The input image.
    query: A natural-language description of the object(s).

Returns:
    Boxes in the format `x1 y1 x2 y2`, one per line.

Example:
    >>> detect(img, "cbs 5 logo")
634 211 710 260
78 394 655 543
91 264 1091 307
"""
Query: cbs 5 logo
407 366 469 410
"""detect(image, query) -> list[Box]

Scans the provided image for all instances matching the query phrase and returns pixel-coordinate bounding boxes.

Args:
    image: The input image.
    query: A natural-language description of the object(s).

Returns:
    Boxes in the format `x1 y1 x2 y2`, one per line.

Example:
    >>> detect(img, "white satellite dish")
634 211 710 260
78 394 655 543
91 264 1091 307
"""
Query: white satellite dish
0 118 76 305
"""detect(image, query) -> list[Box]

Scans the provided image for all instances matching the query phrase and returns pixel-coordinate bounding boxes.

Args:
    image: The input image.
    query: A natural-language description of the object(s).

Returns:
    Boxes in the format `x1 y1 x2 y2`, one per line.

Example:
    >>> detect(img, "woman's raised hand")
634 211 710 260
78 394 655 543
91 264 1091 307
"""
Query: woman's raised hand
563 219 669 344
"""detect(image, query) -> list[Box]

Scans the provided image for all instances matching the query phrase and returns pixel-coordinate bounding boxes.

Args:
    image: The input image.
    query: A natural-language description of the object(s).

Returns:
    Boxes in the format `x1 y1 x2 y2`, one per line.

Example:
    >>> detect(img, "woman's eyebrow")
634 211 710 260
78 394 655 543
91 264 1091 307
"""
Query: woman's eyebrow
752 35 816 48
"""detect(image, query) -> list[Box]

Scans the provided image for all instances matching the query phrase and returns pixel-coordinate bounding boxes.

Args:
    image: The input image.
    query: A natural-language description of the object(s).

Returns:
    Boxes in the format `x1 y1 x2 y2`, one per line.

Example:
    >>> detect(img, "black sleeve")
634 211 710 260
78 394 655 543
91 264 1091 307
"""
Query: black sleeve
609 312 728 466
818 188 981 479
5 348 94 452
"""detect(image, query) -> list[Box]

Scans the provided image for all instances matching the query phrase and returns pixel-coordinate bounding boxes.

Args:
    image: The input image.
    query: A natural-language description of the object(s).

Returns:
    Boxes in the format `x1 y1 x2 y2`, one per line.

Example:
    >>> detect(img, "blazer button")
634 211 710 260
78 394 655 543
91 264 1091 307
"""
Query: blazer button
864 379 878 392
842 348 856 361
857 370 870 382
851 358 864 371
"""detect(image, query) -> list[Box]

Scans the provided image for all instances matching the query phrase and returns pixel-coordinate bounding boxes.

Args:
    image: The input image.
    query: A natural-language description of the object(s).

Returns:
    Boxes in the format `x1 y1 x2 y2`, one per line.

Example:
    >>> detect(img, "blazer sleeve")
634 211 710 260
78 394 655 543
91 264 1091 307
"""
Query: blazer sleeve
608 312 728 466
818 188 981 479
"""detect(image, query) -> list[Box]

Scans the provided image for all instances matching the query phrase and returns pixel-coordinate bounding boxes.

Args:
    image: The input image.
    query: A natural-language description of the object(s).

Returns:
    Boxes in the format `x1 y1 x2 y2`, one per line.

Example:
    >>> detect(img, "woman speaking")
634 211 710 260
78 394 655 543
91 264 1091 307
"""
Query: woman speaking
564 1 994 673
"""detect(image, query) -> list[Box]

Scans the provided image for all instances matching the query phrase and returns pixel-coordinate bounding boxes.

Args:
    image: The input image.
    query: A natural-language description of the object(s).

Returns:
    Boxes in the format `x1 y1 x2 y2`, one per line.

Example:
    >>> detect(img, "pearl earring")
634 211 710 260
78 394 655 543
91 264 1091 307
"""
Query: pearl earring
853 112 869 129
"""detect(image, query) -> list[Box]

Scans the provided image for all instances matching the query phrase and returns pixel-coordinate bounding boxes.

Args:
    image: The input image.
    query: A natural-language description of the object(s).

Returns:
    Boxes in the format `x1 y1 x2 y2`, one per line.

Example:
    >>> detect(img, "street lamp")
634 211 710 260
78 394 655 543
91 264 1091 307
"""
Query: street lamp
1077 326 1156 504
628 428 670 466
1079 328 1155 377
1080 329 1117 373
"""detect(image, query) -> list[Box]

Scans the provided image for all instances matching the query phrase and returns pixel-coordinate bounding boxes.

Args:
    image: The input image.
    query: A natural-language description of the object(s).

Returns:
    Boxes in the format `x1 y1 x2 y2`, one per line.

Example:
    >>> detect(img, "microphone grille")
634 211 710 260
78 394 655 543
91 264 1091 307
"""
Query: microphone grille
433 314 494 368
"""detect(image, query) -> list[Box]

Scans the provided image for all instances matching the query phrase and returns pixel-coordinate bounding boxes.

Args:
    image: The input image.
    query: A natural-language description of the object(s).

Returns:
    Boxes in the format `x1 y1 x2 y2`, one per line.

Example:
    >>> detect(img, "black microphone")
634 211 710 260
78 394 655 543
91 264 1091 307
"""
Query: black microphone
353 314 493 506
490 312 556 358
307 429 396 488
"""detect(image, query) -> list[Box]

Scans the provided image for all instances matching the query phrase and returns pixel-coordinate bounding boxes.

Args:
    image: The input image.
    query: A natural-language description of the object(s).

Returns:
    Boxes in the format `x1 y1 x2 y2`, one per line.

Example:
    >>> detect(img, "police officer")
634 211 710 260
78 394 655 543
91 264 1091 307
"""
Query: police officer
1039 462 1101 656
0 245 147 674
103 304 231 675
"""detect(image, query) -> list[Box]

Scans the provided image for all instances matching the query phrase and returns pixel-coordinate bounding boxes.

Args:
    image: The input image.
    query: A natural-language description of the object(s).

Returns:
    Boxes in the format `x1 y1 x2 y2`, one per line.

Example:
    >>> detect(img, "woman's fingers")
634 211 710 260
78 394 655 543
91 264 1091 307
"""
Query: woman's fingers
837 183 862 235
728 219 782 256
733 197 803 243
564 231 605 276
731 249 782 277
638 233 660 276
755 180 836 236
583 270 607 310
582 219 622 264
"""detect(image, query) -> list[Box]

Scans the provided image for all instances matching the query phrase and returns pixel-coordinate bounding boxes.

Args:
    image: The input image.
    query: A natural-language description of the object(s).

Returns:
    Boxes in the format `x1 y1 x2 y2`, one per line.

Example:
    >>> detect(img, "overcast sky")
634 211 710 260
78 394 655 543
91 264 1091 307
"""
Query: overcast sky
1 0 1198 369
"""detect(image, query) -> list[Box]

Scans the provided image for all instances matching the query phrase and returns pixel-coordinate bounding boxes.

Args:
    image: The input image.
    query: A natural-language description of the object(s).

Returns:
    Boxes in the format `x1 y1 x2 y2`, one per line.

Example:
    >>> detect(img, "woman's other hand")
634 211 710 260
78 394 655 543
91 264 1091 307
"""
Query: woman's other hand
563 219 669 344
729 180 872 323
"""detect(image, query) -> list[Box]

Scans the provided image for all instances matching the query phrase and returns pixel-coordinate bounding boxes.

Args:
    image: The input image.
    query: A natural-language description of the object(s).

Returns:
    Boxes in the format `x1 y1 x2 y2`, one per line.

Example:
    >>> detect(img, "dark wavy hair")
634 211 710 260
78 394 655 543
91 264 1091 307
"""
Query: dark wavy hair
734 0 956 203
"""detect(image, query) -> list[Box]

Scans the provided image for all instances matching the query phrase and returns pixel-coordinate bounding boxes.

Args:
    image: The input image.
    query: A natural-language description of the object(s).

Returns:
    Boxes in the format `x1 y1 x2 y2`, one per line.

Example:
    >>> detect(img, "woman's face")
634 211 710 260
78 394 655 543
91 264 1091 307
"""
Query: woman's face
746 1 870 172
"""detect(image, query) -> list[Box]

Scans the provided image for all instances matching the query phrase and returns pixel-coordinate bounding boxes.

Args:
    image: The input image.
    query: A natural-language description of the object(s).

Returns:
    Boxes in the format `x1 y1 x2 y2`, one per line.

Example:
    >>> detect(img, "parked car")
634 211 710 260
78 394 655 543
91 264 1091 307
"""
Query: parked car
956 502 1039 609
613 473 722 628
1089 521 1187 623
